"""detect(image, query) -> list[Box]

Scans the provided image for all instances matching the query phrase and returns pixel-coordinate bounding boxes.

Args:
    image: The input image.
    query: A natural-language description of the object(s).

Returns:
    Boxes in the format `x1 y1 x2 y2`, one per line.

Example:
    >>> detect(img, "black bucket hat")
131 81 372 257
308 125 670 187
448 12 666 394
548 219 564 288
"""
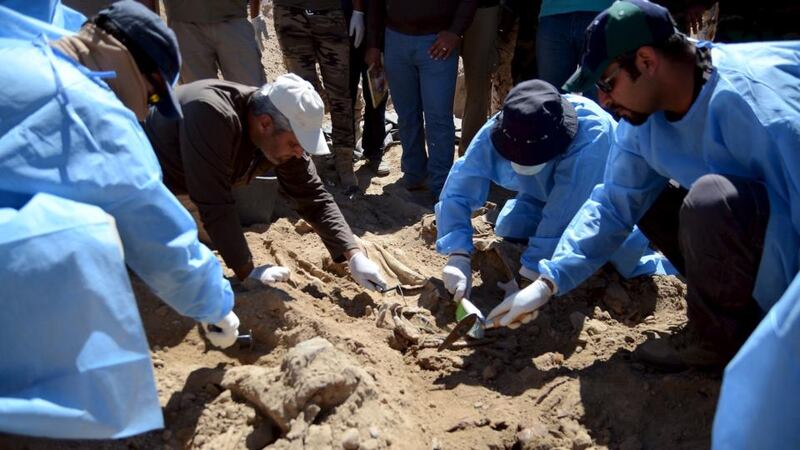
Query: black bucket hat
491 79 578 167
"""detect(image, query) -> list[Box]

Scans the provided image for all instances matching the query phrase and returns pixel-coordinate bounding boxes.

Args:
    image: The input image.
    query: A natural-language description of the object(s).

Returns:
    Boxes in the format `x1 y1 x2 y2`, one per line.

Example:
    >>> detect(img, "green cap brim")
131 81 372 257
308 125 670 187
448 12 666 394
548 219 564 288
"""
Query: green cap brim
563 62 608 94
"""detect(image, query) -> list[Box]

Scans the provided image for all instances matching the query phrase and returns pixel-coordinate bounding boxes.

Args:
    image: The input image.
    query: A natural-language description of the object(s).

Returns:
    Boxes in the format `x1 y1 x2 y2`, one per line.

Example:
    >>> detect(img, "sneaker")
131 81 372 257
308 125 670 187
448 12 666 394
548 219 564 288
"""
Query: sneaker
367 158 390 177
633 328 729 372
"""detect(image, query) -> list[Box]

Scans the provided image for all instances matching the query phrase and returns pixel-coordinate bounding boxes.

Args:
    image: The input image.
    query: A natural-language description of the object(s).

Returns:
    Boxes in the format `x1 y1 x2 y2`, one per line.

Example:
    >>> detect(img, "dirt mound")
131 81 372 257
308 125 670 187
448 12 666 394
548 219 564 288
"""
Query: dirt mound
220 336 392 450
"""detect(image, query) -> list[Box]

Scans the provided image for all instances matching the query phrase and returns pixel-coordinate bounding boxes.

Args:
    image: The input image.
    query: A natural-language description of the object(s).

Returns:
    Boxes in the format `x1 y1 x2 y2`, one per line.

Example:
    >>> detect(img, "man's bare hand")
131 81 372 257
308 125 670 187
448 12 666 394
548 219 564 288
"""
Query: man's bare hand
428 31 460 60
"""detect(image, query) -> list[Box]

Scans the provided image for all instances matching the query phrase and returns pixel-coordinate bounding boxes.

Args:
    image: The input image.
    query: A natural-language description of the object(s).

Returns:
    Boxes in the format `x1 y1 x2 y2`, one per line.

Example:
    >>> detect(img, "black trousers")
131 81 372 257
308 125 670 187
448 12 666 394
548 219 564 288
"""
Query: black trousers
349 41 388 160
637 174 769 356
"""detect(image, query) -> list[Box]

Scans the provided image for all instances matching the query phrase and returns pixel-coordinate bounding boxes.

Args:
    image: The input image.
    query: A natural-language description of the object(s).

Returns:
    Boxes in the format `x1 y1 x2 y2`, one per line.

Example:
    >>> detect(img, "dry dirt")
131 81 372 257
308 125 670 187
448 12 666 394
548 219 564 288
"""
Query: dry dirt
0 9 723 450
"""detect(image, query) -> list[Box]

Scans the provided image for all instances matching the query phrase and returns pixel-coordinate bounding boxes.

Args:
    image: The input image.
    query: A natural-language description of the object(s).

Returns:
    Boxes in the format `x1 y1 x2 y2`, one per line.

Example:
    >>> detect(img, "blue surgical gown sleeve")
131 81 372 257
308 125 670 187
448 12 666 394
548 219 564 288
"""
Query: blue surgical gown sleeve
520 123 610 271
494 192 545 242
0 36 233 324
435 125 505 256
0 193 162 439
52 3 86 32
711 271 800 450
538 127 670 294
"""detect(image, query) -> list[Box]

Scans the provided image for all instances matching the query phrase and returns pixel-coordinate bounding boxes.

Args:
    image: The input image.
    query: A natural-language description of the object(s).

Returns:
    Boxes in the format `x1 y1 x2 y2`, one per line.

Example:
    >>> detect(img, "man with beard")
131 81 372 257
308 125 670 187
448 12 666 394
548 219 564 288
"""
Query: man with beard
486 0 800 372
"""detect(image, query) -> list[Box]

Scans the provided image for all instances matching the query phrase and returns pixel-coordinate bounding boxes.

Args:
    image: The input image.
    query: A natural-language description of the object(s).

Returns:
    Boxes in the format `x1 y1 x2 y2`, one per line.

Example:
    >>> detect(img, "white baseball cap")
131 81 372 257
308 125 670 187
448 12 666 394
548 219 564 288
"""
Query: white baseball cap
263 73 330 156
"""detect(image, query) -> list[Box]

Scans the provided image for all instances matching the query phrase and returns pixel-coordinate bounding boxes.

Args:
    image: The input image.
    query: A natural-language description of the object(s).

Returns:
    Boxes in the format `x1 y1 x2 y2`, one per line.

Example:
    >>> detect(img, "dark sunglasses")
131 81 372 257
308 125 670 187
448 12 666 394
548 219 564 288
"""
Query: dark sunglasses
596 66 621 94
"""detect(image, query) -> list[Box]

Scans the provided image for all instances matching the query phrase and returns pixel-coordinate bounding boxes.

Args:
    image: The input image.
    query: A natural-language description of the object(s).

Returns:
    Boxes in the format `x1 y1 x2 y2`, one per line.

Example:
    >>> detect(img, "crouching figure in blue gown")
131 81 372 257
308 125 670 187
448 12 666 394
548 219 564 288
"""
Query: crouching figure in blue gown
0 2 237 439
435 80 673 317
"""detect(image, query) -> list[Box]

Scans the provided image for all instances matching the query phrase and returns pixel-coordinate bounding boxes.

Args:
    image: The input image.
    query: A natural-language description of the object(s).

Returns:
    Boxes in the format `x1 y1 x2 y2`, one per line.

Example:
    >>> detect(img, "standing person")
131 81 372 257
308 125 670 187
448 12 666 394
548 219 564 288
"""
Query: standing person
272 0 360 194
437 80 671 304
0 1 235 438
489 0 800 372
343 0 390 176
535 0 614 100
366 0 478 197
457 0 500 155
144 74 388 291
163 0 266 86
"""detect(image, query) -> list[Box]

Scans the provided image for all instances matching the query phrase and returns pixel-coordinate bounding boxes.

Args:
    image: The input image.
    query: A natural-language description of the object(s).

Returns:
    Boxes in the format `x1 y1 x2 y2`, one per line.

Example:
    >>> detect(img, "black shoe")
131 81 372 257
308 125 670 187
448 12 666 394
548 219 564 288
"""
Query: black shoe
633 328 728 372
367 158 390 177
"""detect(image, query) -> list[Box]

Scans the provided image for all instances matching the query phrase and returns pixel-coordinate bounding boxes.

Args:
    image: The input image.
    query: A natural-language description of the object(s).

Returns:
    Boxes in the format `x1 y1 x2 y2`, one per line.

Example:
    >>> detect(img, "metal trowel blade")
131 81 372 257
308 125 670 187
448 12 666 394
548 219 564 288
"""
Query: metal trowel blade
438 313 479 352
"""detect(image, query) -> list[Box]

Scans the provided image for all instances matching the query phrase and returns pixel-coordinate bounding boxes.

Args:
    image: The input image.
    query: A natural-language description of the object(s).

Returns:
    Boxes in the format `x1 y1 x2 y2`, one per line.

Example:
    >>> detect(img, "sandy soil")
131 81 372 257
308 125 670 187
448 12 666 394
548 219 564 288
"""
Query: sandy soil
0 10 723 450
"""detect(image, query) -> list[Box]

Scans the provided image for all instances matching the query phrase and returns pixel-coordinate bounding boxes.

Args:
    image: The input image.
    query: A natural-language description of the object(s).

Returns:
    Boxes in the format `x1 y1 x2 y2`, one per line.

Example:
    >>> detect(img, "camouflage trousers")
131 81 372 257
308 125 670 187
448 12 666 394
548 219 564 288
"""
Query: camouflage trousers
491 21 518 113
273 5 354 152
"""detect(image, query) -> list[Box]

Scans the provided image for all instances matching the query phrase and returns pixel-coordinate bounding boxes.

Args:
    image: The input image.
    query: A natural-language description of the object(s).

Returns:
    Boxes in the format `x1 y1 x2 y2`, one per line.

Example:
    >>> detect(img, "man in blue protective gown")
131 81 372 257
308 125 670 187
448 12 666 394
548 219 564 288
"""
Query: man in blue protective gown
487 0 800 372
711 271 800 450
0 1 240 439
436 79 673 309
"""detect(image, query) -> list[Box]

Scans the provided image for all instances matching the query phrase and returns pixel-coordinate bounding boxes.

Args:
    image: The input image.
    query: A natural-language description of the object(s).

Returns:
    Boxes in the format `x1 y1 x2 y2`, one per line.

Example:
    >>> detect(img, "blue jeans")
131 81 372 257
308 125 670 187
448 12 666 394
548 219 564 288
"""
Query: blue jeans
536 11 599 100
384 27 458 194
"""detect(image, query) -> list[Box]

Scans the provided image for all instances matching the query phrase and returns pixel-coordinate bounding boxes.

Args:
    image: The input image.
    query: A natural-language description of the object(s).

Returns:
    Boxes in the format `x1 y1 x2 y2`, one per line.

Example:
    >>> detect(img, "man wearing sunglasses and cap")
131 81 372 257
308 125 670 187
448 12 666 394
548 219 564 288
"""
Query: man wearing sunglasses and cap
144 73 388 303
0 0 235 438
436 79 673 315
50 0 183 122
496 0 800 371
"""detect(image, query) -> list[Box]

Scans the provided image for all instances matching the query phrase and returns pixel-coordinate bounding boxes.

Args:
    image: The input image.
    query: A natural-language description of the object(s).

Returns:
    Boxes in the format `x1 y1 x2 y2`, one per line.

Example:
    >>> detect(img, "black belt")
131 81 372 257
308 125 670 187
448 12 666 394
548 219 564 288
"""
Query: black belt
281 5 338 16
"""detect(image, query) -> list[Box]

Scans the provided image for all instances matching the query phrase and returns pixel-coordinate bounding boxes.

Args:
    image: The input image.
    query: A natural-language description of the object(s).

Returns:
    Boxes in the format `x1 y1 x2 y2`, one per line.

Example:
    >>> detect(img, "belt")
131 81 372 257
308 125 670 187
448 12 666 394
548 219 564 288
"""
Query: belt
281 5 338 16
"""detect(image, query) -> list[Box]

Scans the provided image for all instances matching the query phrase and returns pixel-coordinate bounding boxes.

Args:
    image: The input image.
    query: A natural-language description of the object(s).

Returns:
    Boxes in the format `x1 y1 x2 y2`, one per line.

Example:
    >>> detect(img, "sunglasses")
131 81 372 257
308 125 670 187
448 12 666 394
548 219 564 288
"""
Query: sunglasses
144 72 167 106
596 65 621 94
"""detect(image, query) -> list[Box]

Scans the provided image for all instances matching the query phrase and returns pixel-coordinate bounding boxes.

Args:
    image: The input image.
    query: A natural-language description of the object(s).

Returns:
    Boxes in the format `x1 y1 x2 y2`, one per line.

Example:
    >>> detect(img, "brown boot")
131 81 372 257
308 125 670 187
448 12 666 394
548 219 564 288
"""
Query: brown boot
334 147 359 194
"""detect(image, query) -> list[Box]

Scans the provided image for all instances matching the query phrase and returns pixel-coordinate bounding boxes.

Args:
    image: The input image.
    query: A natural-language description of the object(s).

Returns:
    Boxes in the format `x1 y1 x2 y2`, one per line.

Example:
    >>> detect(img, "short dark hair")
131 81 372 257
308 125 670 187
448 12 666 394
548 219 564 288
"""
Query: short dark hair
247 85 292 133
614 33 694 81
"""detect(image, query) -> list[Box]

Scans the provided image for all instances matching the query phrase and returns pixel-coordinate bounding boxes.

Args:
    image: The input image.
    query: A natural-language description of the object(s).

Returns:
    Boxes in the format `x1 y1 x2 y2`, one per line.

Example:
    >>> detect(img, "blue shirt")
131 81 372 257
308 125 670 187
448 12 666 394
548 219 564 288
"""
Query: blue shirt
436 95 671 278
540 41 800 308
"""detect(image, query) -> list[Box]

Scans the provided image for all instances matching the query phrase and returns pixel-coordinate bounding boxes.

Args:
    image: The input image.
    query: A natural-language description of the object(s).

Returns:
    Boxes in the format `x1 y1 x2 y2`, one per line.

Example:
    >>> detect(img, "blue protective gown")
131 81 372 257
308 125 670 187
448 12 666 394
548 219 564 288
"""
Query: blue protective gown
0 4 233 437
539 41 800 305
0 194 162 438
436 96 674 279
712 271 800 449
0 0 86 31
0 5 233 324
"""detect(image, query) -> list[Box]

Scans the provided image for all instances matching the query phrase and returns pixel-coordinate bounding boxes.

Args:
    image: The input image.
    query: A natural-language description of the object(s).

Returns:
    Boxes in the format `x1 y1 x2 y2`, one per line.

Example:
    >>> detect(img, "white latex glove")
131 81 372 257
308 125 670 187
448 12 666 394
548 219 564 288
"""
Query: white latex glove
519 265 539 283
348 252 387 291
349 10 365 48
497 279 520 297
249 264 291 285
443 254 471 302
486 277 555 328
202 310 240 348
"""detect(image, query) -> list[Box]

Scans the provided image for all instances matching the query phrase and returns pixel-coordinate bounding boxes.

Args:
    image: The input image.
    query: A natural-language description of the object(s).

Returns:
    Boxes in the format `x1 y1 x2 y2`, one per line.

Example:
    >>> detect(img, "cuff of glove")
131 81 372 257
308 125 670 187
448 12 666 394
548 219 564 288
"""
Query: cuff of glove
537 275 557 296
519 266 539 283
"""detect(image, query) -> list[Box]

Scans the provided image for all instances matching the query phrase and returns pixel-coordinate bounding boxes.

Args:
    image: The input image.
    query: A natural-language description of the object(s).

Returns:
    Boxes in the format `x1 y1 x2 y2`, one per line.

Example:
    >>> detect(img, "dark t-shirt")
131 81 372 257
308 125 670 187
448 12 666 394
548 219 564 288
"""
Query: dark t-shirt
367 0 478 49
144 80 357 271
